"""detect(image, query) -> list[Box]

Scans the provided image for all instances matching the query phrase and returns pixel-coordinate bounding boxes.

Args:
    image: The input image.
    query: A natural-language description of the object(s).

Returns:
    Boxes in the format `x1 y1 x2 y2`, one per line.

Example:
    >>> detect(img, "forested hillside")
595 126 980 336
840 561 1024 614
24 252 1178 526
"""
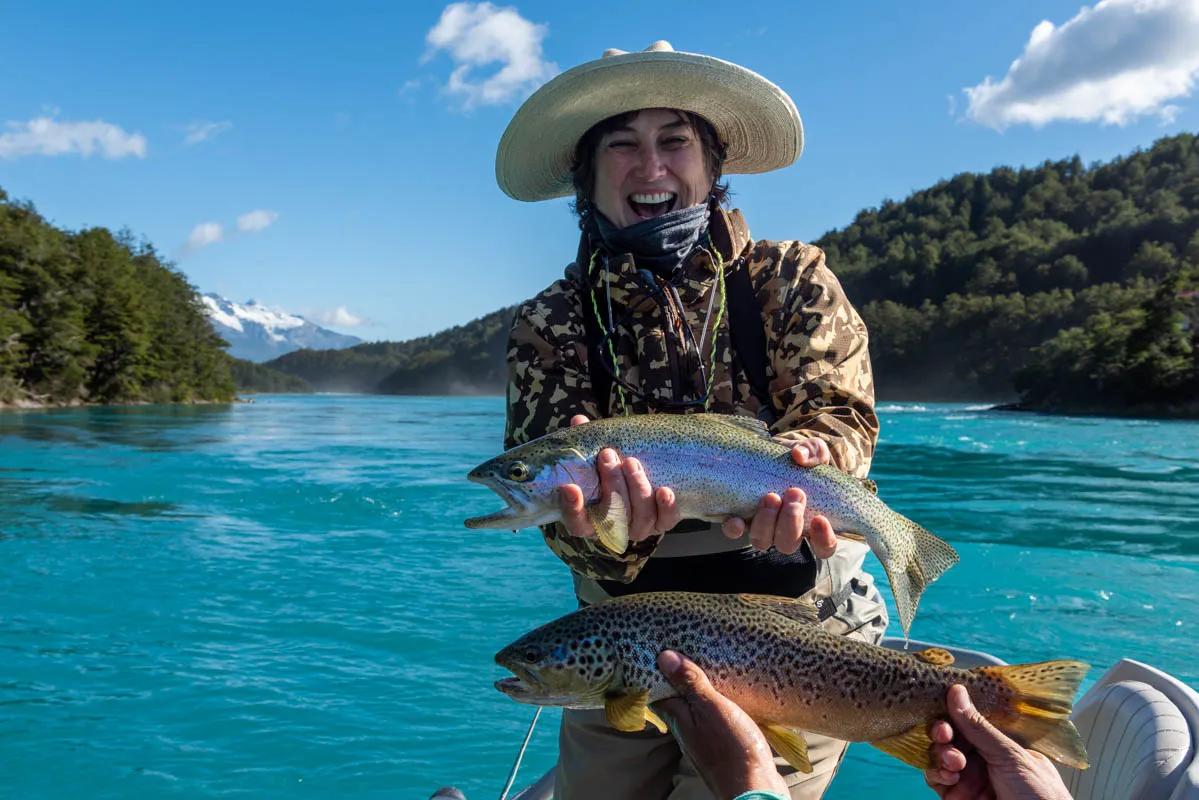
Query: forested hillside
819 133 1198 412
265 306 512 394
0 191 236 407
227 358 312 394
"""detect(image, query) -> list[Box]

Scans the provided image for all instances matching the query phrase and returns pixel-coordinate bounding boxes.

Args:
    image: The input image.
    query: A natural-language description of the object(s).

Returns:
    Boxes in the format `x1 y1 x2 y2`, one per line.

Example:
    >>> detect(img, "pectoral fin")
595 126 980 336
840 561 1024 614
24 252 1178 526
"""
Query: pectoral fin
643 707 668 734
604 689 652 733
761 724 812 774
872 724 935 769
587 493 628 555
912 647 955 666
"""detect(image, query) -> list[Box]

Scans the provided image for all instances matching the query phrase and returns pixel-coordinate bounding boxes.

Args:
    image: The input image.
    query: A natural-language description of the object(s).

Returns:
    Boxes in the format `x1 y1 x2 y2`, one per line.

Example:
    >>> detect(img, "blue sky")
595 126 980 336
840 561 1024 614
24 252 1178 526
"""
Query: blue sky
3 0 1198 341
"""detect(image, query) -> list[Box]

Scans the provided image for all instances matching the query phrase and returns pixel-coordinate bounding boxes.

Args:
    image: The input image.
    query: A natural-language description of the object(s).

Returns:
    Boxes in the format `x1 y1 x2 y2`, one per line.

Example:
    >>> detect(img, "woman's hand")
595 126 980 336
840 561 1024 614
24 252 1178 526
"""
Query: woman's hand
924 684 1073 800
557 415 682 542
720 437 838 558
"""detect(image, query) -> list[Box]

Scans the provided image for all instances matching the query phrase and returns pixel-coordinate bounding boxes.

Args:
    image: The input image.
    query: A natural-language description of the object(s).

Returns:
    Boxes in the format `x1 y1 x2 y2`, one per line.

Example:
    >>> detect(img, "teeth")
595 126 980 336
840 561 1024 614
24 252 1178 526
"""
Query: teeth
630 192 675 204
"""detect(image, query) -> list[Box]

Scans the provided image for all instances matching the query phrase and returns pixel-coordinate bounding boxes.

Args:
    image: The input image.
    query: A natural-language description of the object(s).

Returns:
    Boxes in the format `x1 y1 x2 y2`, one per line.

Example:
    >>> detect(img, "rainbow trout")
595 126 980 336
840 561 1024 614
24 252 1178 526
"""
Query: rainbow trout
495 591 1089 773
466 413 957 636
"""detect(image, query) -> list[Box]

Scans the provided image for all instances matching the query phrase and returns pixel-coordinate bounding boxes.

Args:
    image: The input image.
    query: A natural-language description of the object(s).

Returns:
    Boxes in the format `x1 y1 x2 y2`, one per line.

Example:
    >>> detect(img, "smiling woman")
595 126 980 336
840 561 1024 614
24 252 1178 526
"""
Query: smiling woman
570 108 729 226
492 40 883 800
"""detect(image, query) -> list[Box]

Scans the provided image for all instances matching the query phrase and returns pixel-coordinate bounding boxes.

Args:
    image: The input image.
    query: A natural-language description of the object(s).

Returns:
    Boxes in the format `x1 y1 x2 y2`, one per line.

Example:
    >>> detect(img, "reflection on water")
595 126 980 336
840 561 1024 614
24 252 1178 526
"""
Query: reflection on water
1 396 1196 799
0 403 236 451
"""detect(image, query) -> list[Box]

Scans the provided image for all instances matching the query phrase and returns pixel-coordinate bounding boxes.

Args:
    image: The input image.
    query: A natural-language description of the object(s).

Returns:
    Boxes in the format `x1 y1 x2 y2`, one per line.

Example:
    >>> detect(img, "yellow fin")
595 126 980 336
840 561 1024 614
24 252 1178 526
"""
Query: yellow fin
643 707 668 734
587 493 628 555
872 723 935 769
977 660 1090 769
761 724 812 774
604 689 651 733
837 531 868 543
736 594 820 626
912 647 955 666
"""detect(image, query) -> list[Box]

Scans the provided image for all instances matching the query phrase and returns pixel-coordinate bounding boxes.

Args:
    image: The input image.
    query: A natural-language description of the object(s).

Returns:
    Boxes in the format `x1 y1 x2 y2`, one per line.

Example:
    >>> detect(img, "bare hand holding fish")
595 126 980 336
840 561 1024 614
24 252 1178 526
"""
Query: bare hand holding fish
466 412 959 635
555 414 837 556
494 592 1089 775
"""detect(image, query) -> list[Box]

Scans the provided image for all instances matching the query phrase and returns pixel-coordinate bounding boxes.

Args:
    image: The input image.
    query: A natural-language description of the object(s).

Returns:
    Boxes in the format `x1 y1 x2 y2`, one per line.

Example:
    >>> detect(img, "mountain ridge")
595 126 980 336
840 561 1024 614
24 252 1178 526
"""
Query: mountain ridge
201 293 362 362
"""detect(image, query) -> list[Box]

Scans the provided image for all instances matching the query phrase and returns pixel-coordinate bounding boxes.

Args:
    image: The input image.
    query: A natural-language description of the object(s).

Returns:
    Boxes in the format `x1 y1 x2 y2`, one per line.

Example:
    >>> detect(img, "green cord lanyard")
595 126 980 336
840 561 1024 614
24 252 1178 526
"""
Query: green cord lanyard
587 245 728 415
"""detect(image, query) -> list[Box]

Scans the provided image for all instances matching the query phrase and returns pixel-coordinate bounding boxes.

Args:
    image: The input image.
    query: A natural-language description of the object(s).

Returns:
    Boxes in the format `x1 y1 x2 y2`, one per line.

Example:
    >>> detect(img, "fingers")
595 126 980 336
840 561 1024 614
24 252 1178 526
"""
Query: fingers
654 487 681 534
807 515 837 559
946 684 1012 760
790 438 832 467
929 719 954 745
657 650 713 700
930 742 967 773
621 457 657 542
737 491 837 557
558 484 595 538
773 487 805 554
569 414 589 427
595 446 629 528
721 516 746 540
748 492 781 550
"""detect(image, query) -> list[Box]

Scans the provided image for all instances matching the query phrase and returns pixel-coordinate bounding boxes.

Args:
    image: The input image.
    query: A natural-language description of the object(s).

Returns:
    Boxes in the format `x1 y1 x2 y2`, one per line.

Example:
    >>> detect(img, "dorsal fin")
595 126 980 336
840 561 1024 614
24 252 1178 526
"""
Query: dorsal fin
736 594 820 626
911 647 955 666
704 413 772 439
860 478 878 495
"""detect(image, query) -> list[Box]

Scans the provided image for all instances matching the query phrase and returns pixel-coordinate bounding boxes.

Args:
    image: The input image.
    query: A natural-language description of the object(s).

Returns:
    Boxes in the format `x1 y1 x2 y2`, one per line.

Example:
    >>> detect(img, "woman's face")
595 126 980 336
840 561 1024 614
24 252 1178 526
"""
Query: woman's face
591 108 712 228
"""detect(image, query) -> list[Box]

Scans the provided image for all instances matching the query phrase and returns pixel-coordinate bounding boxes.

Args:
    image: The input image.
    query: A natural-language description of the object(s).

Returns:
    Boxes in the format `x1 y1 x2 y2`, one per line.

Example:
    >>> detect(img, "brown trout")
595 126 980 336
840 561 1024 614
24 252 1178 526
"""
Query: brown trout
466 413 958 636
494 591 1089 773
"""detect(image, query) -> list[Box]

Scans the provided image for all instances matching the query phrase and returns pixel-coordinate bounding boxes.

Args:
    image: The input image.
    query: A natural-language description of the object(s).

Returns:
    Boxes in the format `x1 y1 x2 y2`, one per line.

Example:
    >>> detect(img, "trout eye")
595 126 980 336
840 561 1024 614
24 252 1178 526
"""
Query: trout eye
522 646 542 663
507 461 531 482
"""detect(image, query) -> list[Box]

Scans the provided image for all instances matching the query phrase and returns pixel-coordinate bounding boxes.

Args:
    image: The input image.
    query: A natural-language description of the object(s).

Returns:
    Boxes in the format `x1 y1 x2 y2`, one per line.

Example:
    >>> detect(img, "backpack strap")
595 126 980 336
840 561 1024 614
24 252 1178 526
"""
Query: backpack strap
710 207 774 419
726 256 775 419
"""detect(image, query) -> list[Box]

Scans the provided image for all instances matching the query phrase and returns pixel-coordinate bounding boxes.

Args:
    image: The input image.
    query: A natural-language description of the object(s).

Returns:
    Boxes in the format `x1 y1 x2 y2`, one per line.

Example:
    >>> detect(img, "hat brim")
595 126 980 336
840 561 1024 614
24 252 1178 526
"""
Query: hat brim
495 50 803 202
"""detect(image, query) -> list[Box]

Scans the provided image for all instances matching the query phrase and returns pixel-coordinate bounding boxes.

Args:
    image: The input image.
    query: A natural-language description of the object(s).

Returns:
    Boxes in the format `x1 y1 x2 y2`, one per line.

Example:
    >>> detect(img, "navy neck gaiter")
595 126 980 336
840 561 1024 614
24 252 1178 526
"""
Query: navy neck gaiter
587 202 711 277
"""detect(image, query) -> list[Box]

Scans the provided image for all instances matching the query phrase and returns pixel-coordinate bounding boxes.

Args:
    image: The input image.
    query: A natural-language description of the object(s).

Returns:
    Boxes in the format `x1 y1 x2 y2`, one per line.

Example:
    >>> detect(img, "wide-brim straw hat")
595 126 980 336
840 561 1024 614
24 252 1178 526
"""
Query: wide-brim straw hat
496 40 803 202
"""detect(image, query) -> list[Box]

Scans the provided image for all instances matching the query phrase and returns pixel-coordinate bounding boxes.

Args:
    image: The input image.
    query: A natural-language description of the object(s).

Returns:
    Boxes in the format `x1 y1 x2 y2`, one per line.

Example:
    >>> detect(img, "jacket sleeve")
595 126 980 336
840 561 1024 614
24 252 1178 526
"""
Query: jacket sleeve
504 279 661 582
761 243 880 478
504 279 598 449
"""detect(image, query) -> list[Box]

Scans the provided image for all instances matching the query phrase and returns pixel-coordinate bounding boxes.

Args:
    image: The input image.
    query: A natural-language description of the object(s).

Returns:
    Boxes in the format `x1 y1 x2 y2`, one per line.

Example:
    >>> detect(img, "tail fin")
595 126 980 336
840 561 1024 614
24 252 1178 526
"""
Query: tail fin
882 519 959 637
976 660 1090 769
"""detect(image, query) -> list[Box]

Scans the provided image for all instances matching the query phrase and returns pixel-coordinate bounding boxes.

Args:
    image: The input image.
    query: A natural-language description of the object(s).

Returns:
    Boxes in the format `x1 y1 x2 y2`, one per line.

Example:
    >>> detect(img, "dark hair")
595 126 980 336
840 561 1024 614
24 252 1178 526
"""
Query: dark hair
569 108 730 220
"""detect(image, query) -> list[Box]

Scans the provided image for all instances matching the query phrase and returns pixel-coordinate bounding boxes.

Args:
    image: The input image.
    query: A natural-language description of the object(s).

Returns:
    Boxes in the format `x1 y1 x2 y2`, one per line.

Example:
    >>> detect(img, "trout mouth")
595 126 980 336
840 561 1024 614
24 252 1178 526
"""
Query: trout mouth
495 675 534 698
464 472 539 530
494 670 588 707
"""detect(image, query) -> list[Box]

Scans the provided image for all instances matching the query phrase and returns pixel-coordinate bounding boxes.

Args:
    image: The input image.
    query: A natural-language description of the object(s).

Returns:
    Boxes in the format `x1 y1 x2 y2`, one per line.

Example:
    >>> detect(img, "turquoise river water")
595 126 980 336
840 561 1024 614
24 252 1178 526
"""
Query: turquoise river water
1 395 1196 799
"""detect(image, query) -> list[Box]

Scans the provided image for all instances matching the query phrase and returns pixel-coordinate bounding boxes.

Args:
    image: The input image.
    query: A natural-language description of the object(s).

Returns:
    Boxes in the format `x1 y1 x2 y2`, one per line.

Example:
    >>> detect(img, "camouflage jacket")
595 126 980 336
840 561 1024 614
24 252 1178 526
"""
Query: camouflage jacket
503 207 880 582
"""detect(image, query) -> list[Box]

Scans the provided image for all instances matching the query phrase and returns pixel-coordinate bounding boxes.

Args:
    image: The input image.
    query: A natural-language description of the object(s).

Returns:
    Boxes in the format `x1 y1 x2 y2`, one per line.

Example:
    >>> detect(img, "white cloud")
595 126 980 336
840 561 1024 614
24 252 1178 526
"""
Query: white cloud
423 2 557 108
183 120 232 145
312 306 366 328
964 0 1199 129
236 209 279 232
187 222 223 250
0 117 147 159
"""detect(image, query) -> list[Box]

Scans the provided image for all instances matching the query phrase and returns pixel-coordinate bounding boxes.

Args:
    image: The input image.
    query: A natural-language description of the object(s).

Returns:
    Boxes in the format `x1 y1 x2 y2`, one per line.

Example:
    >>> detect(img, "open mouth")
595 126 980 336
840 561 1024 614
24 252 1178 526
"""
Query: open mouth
495 676 529 696
464 473 529 529
628 191 677 220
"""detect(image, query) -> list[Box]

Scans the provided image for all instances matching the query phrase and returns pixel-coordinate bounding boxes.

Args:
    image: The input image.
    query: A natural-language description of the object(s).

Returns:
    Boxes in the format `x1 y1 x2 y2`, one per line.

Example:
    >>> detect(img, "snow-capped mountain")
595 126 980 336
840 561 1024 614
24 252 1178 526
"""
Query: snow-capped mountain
201 293 362 362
